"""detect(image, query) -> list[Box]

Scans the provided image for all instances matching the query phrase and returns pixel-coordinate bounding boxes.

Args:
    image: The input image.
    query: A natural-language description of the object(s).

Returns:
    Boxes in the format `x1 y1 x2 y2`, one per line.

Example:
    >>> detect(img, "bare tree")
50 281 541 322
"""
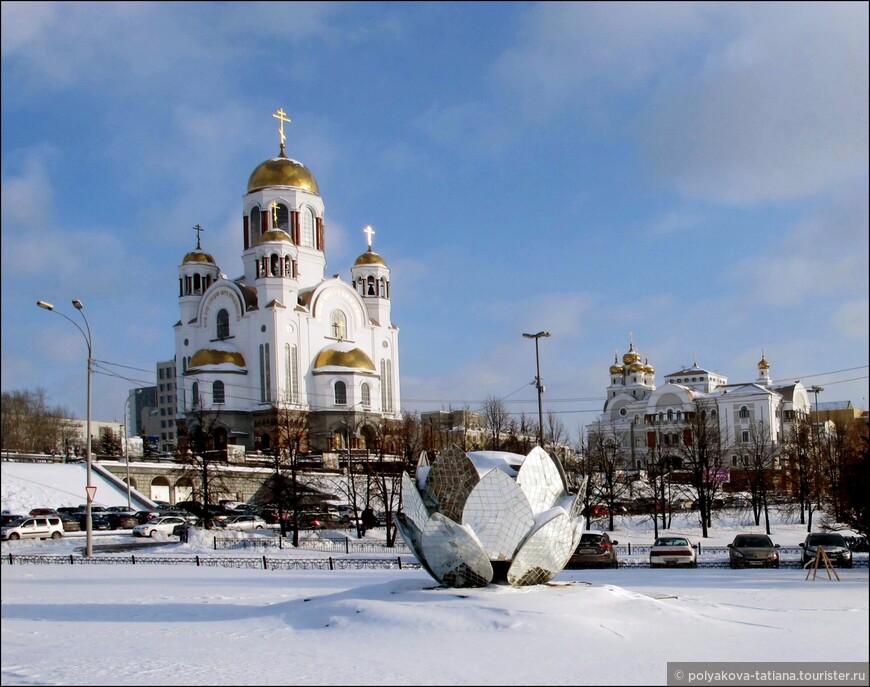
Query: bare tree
644 418 676 538
671 399 726 538
745 420 778 534
782 413 818 526
1 387 78 454
585 420 630 532
545 410 567 451
267 401 312 545
481 396 509 450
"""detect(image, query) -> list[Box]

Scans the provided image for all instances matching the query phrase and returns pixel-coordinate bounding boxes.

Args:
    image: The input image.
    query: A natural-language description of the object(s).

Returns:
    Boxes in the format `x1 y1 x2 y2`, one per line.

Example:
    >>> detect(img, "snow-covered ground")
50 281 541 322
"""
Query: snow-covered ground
2 462 868 685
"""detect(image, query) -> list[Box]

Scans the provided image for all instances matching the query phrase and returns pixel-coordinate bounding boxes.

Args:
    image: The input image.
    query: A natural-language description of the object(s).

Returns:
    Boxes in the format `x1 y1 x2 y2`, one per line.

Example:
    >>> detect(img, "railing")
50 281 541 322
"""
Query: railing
212 535 411 555
2 552 421 570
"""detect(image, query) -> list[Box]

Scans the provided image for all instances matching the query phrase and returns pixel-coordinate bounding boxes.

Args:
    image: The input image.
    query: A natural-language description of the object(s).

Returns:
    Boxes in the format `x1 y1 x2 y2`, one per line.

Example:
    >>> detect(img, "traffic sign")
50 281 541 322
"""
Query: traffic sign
86 486 97 503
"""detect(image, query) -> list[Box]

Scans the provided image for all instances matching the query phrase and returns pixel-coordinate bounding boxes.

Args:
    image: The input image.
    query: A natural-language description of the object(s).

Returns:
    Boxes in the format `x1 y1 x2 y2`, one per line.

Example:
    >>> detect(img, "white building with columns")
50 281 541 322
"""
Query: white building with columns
173 110 400 454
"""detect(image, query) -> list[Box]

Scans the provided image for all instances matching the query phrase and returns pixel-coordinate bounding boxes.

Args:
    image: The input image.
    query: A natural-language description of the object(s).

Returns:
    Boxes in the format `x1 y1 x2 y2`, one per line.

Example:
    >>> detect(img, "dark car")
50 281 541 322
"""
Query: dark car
1 513 27 528
135 510 161 524
29 507 59 517
77 513 111 531
800 532 853 568
58 513 82 532
567 531 619 569
727 534 780 568
106 512 139 530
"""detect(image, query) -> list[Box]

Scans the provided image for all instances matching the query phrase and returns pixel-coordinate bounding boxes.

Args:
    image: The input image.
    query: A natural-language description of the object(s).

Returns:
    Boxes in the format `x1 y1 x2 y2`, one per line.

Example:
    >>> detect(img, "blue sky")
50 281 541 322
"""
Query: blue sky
2 1 868 431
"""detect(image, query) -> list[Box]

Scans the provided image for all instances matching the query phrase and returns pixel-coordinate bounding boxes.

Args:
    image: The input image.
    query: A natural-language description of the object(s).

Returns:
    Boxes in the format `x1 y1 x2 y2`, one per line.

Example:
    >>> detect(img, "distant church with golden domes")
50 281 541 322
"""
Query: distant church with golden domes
173 109 400 454
594 335 811 471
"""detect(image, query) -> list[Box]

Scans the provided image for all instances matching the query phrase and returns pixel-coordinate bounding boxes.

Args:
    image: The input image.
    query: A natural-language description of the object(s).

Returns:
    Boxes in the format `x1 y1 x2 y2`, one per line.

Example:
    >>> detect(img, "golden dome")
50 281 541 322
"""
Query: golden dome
247 155 319 194
622 343 641 365
758 354 770 370
629 361 644 372
314 346 375 371
189 349 246 368
183 250 216 265
258 229 292 244
643 357 655 375
354 248 387 266
609 364 623 375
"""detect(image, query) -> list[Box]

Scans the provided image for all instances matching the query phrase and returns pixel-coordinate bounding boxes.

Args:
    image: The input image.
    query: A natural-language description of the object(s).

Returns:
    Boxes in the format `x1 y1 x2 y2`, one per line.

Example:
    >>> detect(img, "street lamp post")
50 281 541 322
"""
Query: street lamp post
123 389 141 509
523 331 551 448
37 299 94 557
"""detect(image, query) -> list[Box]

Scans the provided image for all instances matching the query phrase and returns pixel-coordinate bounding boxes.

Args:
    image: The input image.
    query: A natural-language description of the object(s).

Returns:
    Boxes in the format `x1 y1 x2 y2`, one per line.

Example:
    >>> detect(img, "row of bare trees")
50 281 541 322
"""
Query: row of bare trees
1 387 82 455
576 400 868 538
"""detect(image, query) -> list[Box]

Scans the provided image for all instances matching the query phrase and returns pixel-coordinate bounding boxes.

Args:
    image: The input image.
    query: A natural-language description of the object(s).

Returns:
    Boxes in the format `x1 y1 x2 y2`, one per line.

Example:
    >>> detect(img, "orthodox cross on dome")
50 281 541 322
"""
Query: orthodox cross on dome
693 351 699 367
271 201 280 228
272 108 292 156
193 224 204 250
363 224 376 248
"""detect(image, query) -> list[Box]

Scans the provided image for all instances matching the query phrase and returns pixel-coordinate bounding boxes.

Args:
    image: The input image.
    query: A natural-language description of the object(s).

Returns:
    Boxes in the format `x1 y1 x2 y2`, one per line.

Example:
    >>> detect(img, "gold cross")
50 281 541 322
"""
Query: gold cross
273 108 291 153
363 224 375 248
271 202 280 228
193 224 204 250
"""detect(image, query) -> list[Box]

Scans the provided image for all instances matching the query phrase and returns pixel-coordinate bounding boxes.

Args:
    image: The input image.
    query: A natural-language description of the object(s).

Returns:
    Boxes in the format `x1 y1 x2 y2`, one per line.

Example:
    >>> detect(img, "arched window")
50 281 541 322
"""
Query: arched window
212 381 225 404
361 382 371 408
272 203 289 232
285 343 299 403
739 406 750 419
270 253 279 276
250 206 261 242
667 409 673 422
191 382 199 408
331 310 347 340
216 309 229 339
300 207 315 247
334 381 347 406
259 344 271 403
380 360 393 412
367 276 376 296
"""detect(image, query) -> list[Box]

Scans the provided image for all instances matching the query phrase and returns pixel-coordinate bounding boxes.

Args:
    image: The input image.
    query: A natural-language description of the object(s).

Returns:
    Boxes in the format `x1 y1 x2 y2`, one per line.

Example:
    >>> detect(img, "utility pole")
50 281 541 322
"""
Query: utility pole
523 331 551 448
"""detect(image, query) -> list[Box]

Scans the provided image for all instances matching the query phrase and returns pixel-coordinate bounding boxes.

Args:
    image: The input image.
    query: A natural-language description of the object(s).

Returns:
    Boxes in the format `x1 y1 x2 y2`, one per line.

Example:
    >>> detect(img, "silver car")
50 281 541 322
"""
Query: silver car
728 534 780 568
132 516 187 538
222 515 268 531
800 532 853 568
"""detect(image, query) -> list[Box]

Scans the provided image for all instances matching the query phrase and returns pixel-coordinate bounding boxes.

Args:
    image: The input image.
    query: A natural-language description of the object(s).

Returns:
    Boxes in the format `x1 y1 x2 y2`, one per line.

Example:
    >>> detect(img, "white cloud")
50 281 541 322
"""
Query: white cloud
830 299 870 341
0 148 53 228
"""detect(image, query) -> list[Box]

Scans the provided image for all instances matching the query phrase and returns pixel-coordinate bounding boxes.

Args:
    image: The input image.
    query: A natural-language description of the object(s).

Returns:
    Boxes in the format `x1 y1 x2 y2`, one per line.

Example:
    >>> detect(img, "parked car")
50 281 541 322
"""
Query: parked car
727 534 780 568
567 531 619 569
106 512 139 530
1 513 26 528
649 535 697 568
105 506 137 514
77 513 112 531
800 532 853 568
29 507 59 517
1 516 65 541
222 515 268 531
58 513 82 532
134 510 161 524
132 516 187 538
845 536 869 553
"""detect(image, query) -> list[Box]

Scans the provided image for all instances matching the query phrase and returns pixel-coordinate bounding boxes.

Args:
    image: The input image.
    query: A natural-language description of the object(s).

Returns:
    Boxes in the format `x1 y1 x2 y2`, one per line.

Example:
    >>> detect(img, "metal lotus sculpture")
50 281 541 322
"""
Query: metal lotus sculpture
394 445 586 588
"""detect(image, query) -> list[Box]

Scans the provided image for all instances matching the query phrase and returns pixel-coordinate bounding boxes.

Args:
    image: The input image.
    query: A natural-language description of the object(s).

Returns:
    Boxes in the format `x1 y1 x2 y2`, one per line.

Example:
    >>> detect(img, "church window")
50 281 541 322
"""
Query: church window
334 381 347 406
250 206 261 242
259 344 271 403
270 253 279 276
216 309 229 340
285 344 299 403
300 207 315 247
367 276 376 296
331 310 347 340
213 381 225 404
274 203 289 232
361 383 371 408
380 359 393 412
739 406 750 419
193 274 201 294
667 409 673 422
191 382 199 408
379 277 387 298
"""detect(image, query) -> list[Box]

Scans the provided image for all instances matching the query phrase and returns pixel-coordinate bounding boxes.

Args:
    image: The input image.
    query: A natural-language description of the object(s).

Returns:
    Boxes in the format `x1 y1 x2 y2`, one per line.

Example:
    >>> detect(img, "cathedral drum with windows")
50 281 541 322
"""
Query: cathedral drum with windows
173 110 400 455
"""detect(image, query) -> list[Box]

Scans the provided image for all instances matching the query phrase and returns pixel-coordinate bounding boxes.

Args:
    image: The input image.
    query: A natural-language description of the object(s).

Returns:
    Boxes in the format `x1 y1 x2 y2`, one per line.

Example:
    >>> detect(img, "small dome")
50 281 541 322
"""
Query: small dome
247 155 319 194
314 344 375 371
183 250 216 265
258 229 292 244
354 248 387 266
643 357 655 375
758 355 770 370
609 364 623 375
629 361 644 372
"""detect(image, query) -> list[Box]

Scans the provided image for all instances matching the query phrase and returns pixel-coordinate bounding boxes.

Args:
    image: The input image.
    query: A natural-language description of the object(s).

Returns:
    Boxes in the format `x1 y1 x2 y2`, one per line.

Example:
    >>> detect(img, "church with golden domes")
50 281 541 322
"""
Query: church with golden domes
173 109 400 455
594 337 811 471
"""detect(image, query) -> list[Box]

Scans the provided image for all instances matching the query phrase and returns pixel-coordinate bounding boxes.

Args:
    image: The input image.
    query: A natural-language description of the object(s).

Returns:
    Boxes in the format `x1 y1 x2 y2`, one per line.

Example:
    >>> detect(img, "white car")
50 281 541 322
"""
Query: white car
222 515 268 531
1 516 65 541
132 516 187 538
649 535 697 568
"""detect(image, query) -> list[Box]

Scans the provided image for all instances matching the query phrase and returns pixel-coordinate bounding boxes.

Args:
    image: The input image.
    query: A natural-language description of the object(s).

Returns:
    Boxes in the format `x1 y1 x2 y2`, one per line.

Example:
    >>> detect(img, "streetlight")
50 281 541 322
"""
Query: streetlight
37 299 94 557
523 331 551 448
123 389 141 509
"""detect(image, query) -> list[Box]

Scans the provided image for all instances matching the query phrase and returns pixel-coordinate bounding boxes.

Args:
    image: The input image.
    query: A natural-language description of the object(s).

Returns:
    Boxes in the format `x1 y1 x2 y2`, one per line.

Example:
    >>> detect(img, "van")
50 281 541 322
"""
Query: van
1 516 65 541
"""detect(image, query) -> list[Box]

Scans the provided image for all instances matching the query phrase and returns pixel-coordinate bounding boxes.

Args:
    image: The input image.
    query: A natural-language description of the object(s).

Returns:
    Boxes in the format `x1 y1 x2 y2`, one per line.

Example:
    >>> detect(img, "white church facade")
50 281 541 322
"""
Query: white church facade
592 338 811 471
173 110 400 455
